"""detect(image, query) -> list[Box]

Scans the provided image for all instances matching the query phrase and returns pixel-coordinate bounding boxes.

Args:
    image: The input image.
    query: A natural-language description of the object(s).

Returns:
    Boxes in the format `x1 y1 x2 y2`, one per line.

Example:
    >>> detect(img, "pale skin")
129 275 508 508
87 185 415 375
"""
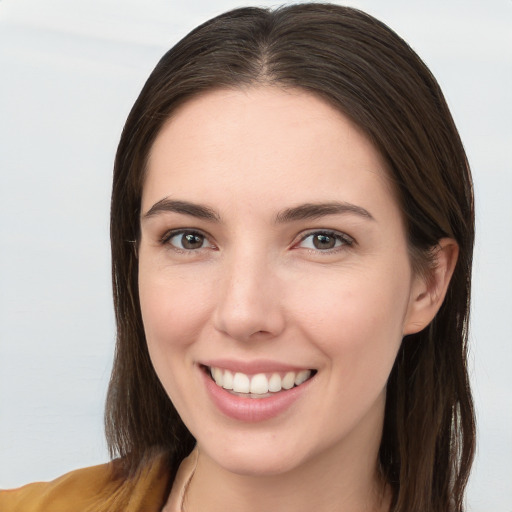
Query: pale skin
137 87 458 512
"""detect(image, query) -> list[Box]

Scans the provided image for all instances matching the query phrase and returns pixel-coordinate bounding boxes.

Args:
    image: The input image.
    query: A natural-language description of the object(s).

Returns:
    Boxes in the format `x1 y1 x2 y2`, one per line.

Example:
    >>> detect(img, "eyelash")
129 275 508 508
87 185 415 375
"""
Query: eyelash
295 230 355 253
159 229 355 254
160 229 214 253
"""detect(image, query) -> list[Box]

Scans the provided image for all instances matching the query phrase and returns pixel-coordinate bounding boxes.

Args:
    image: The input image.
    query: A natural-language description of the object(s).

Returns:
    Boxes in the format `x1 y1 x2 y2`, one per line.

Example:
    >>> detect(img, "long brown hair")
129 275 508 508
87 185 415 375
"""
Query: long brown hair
106 4 475 510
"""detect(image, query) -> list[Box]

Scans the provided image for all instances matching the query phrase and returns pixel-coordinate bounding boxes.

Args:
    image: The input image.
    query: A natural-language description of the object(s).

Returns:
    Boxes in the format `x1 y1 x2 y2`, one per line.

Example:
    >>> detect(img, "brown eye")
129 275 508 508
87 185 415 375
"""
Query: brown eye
297 231 353 251
167 231 208 250
312 234 336 249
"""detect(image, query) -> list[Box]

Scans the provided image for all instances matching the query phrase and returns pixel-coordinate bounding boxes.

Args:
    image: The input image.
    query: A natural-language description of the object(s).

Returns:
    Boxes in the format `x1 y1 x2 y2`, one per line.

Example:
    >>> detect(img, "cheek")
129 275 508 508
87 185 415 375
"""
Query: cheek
292 265 411 373
138 265 214 353
138 265 216 412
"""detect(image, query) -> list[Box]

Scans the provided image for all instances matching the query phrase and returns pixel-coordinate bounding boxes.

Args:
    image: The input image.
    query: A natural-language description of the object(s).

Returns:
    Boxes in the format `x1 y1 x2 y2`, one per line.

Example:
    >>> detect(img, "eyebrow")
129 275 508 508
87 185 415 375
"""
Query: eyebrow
142 198 374 224
275 202 374 223
143 198 221 222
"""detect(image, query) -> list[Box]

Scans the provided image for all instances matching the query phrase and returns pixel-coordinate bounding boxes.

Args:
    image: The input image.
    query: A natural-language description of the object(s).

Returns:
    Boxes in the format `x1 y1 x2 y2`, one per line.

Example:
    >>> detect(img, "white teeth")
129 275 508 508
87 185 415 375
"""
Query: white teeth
268 373 282 392
232 372 250 393
222 370 234 390
250 373 269 394
281 372 296 390
295 370 311 386
209 366 313 395
212 367 223 386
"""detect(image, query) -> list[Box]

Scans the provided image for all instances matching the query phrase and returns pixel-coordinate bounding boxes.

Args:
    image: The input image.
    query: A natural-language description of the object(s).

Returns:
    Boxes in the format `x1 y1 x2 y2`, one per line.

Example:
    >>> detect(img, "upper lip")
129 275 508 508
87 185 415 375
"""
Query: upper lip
200 358 314 375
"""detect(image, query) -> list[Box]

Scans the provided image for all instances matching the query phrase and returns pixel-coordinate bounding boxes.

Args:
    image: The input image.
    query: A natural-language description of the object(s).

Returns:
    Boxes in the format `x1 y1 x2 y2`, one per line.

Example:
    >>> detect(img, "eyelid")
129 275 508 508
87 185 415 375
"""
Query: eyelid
158 227 354 253
294 229 355 251
160 228 216 249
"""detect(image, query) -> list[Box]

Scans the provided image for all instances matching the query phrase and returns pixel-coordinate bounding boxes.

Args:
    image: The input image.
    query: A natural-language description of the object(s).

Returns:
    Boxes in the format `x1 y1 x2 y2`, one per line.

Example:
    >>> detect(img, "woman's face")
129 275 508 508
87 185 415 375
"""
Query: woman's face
138 87 425 476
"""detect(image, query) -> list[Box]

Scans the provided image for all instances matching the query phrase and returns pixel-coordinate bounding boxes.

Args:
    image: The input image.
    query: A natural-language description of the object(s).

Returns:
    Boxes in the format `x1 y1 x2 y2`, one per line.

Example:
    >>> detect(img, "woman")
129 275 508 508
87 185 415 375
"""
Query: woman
0 3 475 511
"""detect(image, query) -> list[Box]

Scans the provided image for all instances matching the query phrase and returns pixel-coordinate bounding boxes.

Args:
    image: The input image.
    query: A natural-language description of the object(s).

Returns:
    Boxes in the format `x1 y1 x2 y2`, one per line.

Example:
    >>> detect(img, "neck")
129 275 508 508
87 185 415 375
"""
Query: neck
184 429 390 512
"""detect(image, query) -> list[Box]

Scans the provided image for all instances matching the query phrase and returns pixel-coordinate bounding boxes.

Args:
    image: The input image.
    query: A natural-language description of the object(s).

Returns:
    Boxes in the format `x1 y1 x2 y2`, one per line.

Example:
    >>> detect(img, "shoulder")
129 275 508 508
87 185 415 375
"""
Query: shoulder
0 452 171 512
0 461 120 512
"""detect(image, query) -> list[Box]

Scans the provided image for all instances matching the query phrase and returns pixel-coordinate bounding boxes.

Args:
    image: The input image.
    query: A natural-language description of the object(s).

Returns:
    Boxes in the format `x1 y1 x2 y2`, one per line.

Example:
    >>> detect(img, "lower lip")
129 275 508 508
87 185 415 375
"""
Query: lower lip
201 368 314 422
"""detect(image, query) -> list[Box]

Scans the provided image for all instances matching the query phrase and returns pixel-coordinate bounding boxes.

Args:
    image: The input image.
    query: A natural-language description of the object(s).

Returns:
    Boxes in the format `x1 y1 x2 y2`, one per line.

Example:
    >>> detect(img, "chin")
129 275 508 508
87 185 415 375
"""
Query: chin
217 448 304 477
195 427 320 477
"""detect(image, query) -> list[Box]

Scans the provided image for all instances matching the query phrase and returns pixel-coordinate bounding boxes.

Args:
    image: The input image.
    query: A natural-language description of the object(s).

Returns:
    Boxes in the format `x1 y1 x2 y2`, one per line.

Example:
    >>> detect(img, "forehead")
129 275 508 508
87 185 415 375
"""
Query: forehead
143 86 397 217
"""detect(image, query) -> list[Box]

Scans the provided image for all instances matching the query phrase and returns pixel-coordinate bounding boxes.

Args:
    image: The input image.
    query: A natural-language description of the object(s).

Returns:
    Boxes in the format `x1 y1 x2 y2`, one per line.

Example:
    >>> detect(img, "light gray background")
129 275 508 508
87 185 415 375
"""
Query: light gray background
0 1 511 510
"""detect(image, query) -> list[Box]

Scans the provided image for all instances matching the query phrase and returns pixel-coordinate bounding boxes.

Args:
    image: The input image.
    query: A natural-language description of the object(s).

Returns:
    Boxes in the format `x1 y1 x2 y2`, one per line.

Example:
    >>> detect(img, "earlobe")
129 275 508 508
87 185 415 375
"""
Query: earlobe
403 238 459 335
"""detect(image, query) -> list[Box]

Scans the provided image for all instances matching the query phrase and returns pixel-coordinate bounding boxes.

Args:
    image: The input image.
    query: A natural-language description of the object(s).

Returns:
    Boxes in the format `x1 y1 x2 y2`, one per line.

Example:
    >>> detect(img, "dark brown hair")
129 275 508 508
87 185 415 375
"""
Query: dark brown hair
106 4 475 511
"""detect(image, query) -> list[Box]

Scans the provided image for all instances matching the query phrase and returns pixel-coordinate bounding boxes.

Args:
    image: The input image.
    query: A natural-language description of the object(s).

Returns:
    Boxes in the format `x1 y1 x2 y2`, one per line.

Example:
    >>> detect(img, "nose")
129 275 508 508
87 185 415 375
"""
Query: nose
213 250 285 342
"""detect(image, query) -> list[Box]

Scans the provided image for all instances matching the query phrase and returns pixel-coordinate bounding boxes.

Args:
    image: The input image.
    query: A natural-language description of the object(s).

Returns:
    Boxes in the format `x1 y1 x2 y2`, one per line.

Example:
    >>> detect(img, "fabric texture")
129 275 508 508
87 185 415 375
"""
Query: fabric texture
0 449 197 512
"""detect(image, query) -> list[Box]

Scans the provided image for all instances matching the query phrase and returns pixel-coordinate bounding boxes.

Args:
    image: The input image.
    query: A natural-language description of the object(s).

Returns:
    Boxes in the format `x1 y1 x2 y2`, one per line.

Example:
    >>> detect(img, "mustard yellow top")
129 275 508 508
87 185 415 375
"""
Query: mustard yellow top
0 449 198 512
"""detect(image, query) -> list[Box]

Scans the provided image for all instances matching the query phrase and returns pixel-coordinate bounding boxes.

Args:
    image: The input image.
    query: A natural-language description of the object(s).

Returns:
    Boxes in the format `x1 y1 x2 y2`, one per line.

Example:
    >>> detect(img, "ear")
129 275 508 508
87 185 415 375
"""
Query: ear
403 238 459 335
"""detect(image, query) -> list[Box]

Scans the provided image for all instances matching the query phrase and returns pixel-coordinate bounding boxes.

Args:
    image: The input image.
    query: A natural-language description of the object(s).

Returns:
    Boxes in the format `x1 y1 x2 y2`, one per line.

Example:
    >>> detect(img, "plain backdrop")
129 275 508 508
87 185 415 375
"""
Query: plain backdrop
0 1 511 510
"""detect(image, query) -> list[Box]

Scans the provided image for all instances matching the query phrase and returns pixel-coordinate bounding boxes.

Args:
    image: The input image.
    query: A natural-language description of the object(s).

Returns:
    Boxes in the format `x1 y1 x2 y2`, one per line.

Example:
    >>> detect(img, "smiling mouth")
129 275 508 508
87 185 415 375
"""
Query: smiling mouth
203 365 317 399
